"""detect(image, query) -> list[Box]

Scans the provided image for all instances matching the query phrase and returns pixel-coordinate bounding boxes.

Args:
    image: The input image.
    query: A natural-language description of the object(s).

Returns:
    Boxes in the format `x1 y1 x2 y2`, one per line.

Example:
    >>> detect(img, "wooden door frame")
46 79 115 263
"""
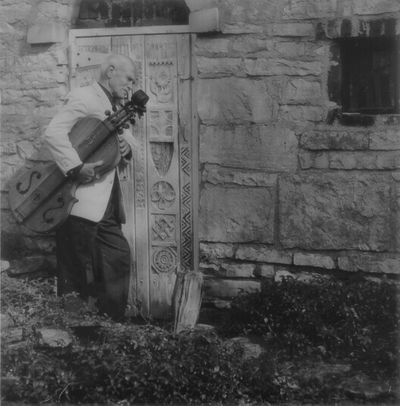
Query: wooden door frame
68 26 200 313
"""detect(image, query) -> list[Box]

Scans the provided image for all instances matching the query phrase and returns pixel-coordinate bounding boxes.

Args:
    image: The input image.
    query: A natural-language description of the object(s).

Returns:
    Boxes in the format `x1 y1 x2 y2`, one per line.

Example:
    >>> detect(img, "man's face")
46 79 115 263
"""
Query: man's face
108 62 136 101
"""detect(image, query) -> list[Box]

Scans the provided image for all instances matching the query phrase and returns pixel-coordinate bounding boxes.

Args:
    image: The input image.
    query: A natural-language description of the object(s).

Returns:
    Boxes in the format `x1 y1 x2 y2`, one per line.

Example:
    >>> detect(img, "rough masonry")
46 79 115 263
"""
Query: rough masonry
0 0 399 304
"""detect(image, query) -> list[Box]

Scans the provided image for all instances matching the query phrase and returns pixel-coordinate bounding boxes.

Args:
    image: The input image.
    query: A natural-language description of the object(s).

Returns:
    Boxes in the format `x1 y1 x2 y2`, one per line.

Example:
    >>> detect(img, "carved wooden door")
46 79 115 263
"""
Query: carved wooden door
69 30 197 319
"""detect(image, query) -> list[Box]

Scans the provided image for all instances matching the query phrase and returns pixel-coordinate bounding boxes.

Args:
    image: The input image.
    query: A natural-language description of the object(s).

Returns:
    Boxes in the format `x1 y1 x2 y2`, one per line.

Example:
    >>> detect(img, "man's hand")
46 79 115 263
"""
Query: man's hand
119 136 132 158
77 160 103 184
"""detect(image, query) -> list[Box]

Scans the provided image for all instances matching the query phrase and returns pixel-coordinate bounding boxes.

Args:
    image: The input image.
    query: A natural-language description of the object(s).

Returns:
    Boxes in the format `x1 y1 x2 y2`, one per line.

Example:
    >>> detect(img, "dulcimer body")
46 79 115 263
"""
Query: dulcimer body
8 89 149 234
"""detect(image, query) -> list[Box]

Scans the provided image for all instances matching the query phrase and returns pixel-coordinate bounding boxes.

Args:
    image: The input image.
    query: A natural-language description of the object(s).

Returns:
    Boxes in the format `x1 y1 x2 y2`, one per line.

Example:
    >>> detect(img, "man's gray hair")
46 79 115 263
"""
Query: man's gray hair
99 54 135 79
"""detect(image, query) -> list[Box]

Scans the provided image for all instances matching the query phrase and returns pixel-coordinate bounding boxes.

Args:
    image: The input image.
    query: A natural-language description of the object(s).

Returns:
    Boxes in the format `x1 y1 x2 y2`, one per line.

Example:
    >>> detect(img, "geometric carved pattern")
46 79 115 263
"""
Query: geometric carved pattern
180 145 192 270
152 246 177 275
180 145 190 177
151 214 175 242
150 181 176 210
150 109 173 138
150 142 173 177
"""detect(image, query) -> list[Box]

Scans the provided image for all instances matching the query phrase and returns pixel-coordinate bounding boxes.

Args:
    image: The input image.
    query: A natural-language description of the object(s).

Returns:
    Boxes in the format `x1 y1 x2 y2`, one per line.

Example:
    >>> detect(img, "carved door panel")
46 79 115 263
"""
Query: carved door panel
69 31 196 319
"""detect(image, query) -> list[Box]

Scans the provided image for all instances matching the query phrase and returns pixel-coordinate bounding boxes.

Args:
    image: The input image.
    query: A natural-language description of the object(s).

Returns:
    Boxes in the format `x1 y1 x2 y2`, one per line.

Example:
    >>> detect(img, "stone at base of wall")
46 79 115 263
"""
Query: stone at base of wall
204 278 261 298
338 253 400 274
7 255 56 280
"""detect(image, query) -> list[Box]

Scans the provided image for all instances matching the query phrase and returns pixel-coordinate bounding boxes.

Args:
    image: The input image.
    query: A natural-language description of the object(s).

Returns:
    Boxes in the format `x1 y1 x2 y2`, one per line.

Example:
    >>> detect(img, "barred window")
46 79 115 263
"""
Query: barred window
341 37 399 114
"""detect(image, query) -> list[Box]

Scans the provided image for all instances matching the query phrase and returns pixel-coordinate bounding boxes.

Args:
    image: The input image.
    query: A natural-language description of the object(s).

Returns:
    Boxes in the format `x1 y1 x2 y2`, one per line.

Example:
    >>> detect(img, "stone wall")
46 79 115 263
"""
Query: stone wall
197 0 400 302
1 0 80 259
1 0 399 302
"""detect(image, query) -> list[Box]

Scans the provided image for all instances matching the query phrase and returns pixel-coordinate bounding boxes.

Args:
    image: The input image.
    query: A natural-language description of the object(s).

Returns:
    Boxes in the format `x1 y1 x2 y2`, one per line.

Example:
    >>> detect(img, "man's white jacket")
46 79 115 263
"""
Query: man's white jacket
45 82 135 223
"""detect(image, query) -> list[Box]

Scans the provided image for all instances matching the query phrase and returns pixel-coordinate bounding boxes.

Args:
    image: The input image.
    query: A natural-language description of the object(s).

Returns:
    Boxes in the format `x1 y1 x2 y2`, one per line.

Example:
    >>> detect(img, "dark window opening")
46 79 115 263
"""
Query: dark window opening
77 0 190 29
341 37 399 114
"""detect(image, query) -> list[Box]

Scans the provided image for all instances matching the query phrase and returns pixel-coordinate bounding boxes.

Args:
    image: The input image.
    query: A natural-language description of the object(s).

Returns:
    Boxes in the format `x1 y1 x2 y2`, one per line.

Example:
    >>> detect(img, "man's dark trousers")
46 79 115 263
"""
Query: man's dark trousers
55 181 130 319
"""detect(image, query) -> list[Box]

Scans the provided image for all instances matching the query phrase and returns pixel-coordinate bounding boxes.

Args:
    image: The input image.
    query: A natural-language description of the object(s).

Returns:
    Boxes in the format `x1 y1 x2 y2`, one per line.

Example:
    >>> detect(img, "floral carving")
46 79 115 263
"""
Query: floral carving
150 181 176 210
149 63 173 103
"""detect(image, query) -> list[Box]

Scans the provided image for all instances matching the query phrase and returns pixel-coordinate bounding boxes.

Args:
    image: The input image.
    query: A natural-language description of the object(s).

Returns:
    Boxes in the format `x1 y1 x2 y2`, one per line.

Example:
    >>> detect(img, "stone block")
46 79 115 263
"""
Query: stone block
329 151 400 170
202 165 278 187
200 125 298 171
299 150 329 169
282 0 338 19
33 1 74 22
19 70 58 86
197 57 243 77
354 0 400 15
244 58 322 77
284 79 322 102
200 243 235 259
1 155 26 191
0 139 17 156
370 129 400 150
199 186 275 243
0 21 14 35
27 23 65 44
200 262 221 276
197 78 274 124
300 131 369 150
375 116 400 126
17 140 41 160
254 264 275 278
223 263 255 278
204 279 261 298
51 48 69 65
275 42 326 58
278 105 324 123
189 8 219 33
221 0 275 22
338 253 400 275
222 24 264 34
232 38 274 53
0 3 32 25
196 38 230 54
276 42 305 57
272 23 314 37
40 329 73 347
293 253 335 269
279 173 397 251
236 246 292 264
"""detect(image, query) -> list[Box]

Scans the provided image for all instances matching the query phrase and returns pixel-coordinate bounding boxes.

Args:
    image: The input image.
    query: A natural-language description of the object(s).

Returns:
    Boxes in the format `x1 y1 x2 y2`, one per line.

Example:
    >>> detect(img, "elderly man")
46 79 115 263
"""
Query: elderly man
45 54 137 319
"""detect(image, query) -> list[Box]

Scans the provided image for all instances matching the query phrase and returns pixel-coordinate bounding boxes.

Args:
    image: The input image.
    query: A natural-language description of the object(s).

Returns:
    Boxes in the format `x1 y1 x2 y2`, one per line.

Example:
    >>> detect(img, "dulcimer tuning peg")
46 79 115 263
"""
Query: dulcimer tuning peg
129 118 136 125
123 124 130 129
105 110 111 116
117 128 124 135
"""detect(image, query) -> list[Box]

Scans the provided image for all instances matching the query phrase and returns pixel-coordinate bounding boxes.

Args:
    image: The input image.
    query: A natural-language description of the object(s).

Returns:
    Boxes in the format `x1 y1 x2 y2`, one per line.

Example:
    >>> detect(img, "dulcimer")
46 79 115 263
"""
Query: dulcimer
8 89 149 234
